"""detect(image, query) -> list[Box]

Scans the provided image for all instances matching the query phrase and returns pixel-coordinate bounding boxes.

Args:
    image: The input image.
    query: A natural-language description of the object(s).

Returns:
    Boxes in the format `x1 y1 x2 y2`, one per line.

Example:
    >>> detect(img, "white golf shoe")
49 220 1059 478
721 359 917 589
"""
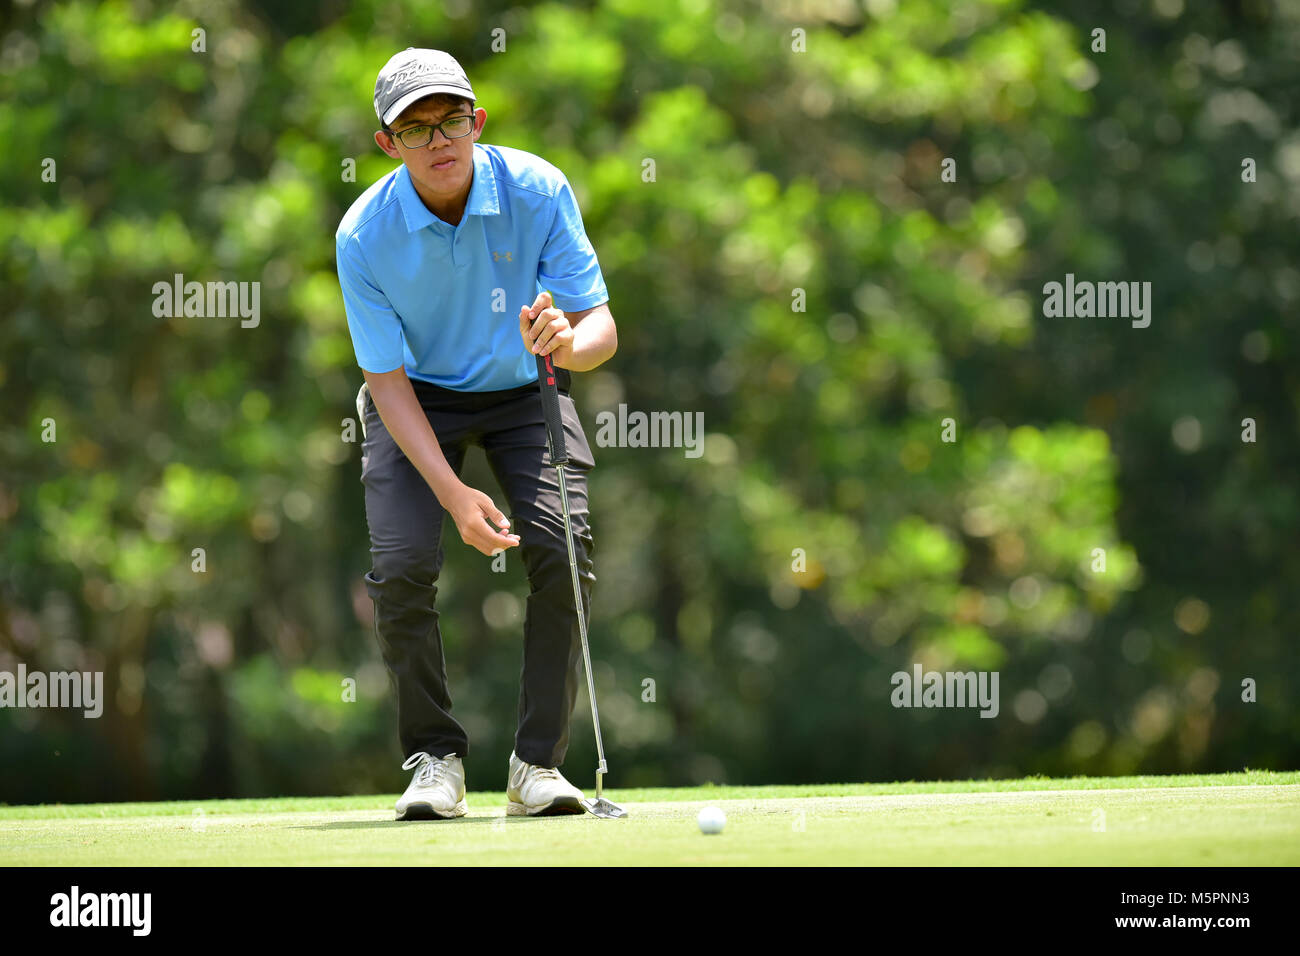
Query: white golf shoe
507 751 585 816
395 752 468 821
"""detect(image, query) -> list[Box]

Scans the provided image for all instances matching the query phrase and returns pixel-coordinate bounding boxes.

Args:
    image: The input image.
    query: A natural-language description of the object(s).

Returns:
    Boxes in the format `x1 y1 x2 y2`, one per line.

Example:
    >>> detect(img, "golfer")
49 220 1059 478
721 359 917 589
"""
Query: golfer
335 48 617 819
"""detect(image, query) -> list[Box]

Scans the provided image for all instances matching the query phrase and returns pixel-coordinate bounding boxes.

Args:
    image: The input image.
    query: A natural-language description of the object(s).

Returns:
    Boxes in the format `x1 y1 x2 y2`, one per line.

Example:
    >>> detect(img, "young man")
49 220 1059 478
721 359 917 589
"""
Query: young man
335 48 617 820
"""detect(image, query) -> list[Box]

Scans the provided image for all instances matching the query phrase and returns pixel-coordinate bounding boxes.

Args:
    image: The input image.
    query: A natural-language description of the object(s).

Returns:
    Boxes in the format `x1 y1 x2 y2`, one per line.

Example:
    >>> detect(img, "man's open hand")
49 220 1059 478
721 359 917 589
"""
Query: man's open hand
440 481 521 556
519 291 575 368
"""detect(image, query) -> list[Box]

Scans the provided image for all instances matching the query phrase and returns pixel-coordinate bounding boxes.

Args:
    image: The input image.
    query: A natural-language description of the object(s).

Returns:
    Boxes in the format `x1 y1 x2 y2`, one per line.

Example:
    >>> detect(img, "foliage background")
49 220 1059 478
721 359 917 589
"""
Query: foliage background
1 0 1296 802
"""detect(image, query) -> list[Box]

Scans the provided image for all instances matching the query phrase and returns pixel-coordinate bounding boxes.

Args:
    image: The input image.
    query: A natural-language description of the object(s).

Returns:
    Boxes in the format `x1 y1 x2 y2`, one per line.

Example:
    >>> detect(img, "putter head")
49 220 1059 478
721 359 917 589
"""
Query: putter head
581 797 628 819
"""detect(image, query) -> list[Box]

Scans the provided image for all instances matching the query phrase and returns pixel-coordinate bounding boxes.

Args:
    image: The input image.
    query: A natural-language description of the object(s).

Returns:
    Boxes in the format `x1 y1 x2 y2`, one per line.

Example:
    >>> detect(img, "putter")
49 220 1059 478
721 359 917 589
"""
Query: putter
534 351 627 819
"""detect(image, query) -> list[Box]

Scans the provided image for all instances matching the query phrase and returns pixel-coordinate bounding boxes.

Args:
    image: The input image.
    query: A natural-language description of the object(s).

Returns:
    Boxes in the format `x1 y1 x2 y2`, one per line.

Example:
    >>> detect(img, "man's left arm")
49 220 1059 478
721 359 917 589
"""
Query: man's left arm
521 172 616 371
520 294 617 372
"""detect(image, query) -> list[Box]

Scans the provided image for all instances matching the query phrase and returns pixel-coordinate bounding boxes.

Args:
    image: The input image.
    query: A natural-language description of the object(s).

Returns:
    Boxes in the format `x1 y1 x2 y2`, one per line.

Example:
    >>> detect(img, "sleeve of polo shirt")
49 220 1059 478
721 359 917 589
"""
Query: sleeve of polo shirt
336 233 406 374
537 175 609 313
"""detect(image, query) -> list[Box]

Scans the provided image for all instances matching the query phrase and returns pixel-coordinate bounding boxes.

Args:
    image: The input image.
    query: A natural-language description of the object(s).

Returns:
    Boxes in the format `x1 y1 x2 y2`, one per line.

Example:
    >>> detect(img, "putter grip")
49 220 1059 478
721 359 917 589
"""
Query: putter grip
535 353 568 465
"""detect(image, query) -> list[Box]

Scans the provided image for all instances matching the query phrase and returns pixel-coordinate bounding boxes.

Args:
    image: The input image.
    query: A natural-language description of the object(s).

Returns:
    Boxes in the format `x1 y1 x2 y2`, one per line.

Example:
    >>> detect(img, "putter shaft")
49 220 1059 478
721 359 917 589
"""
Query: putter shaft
556 463 610 799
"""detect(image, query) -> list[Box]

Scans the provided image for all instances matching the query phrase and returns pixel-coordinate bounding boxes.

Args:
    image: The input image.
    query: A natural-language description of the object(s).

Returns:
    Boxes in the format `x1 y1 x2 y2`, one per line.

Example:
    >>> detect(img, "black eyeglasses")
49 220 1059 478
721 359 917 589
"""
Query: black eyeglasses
386 114 475 148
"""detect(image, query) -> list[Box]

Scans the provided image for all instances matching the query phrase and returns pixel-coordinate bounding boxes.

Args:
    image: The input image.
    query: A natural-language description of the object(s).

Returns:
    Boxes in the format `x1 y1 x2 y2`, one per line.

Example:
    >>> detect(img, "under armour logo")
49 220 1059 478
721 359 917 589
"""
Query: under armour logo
493 250 512 262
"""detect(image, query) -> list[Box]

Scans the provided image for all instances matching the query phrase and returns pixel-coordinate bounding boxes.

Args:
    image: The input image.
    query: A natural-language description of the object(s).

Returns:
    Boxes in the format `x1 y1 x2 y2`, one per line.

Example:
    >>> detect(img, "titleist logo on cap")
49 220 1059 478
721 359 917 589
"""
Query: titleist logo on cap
385 58 440 87
374 48 475 124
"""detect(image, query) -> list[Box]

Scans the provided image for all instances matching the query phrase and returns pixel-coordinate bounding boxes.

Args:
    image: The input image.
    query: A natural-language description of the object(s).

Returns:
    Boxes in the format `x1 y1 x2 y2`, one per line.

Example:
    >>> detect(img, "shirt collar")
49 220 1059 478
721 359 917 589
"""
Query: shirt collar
396 143 500 233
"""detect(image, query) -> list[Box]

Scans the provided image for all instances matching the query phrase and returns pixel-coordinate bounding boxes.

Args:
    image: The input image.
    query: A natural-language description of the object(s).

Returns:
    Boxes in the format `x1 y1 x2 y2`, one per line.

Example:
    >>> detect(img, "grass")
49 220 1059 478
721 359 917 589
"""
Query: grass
2 770 1297 866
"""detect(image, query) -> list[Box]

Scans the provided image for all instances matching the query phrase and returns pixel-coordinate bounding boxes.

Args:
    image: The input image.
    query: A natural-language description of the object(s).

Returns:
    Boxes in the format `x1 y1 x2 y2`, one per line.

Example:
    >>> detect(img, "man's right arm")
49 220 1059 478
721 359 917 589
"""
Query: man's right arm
339 234 518 556
363 369 520 556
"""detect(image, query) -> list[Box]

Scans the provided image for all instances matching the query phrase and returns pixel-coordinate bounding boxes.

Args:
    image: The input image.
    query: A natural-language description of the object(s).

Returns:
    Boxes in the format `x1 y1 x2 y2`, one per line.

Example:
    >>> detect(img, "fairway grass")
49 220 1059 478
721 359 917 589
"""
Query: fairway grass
2 771 1297 866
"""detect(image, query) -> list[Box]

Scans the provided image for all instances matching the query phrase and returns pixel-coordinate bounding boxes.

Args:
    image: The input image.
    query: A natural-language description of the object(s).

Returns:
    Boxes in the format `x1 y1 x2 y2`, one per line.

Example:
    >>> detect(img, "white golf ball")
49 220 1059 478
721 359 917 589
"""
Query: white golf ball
697 806 726 834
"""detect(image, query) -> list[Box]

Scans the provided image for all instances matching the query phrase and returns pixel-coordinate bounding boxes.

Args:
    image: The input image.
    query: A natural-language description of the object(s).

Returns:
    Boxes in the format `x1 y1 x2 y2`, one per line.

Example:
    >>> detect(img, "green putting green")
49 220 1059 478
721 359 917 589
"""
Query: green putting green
3 771 1297 866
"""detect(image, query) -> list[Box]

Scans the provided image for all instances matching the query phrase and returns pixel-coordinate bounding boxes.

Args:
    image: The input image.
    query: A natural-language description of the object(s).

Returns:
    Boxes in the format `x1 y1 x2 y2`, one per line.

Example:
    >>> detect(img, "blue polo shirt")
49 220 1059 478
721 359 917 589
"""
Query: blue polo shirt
336 142 609 391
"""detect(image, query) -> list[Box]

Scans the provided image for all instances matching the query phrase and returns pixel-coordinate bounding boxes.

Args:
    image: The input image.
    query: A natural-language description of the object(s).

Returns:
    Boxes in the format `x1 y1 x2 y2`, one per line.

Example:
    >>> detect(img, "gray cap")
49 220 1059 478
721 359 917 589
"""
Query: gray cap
374 48 475 127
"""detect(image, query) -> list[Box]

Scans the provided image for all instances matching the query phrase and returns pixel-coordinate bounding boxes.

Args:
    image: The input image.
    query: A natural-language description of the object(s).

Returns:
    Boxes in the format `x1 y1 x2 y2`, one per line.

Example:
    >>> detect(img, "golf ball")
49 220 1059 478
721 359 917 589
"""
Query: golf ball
697 806 726 834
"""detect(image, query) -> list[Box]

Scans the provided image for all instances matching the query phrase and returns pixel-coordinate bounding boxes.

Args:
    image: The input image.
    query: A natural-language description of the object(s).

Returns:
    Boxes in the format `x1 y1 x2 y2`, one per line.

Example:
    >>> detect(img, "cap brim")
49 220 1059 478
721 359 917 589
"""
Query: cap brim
381 85 475 126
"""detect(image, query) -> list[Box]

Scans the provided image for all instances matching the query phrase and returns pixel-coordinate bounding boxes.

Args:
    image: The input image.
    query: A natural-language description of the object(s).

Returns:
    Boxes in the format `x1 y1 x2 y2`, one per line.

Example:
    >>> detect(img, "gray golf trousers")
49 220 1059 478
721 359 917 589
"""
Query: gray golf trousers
358 372 595 768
